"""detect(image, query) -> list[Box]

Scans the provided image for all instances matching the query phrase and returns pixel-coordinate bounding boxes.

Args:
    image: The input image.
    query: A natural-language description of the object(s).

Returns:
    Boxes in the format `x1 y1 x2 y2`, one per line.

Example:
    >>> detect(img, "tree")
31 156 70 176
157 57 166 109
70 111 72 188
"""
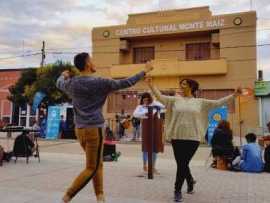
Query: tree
8 61 78 107
8 68 37 106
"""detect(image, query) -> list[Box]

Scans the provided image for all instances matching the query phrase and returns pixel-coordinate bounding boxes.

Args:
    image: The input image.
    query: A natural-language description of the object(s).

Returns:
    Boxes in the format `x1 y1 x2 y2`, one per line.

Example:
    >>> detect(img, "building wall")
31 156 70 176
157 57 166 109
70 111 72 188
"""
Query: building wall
91 6 258 137
0 70 21 124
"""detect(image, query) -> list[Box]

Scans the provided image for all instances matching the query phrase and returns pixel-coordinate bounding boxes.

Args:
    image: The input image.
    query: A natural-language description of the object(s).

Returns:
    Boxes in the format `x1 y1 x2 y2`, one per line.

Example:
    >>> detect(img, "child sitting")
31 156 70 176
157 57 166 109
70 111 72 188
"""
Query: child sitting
232 133 264 173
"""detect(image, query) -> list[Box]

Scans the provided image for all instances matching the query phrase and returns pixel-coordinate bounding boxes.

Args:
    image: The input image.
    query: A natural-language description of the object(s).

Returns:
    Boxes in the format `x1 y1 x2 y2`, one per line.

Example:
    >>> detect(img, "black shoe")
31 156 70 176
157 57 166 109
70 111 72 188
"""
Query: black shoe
174 191 183 202
187 180 196 194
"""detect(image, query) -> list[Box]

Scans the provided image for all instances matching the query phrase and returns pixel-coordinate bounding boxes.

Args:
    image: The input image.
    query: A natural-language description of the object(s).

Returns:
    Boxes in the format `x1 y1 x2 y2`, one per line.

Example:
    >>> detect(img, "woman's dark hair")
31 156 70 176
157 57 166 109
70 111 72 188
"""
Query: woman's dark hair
217 120 232 139
245 133 257 143
180 79 199 97
217 120 231 131
140 92 153 105
74 52 89 71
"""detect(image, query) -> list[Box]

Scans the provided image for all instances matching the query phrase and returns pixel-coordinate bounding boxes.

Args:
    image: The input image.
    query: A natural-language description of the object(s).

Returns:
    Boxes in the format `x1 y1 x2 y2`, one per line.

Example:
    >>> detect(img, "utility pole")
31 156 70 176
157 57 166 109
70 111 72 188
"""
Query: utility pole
41 41 45 67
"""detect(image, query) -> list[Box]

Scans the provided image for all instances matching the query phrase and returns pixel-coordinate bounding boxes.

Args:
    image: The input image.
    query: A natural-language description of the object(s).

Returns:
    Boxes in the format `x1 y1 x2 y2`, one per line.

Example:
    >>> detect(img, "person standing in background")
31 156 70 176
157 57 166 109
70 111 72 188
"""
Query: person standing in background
133 92 165 174
131 116 141 141
59 115 67 139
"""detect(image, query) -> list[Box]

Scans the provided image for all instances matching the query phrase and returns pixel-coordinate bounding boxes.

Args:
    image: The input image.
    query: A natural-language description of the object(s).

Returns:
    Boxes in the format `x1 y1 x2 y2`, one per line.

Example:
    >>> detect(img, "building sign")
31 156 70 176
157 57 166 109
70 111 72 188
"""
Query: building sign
115 18 225 37
255 81 270 96
46 106 61 140
207 106 228 145
233 17 243 26
103 30 110 38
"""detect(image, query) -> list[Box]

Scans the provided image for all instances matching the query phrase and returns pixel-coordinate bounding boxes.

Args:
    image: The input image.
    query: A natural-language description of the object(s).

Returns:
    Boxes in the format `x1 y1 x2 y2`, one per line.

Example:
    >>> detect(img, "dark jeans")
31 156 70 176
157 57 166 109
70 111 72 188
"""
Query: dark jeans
171 139 200 192
119 125 125 138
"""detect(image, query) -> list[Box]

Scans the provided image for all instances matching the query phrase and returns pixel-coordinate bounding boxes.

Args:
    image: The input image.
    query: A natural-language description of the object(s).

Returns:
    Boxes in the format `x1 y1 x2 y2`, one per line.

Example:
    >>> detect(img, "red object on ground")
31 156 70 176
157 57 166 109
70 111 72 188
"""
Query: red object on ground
104 140 118 145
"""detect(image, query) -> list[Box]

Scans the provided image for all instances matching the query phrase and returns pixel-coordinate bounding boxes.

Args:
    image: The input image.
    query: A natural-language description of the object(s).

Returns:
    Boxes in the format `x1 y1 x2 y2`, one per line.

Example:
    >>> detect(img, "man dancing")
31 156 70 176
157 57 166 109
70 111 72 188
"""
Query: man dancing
56 52 153 203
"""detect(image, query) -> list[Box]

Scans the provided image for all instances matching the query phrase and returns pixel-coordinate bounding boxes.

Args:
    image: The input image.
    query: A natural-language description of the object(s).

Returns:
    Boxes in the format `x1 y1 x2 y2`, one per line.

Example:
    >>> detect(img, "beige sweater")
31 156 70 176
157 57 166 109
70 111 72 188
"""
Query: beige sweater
150 85 236 142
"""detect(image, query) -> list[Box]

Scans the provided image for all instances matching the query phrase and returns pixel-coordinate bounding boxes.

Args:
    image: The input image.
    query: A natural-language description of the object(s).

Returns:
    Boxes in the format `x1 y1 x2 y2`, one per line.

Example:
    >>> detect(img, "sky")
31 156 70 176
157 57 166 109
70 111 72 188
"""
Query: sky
0 0 270 79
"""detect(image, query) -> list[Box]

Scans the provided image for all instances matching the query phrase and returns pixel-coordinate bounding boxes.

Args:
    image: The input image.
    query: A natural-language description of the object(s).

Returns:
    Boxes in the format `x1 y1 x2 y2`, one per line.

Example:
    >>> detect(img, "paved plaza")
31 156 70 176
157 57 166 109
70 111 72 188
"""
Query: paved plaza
1 136 270 203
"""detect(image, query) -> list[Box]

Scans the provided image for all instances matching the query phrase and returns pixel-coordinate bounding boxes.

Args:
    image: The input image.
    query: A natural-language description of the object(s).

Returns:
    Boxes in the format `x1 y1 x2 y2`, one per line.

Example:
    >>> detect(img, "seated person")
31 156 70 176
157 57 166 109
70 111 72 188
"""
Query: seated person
0 119 6 129
232 133 264 173
211 120 238 168
264 140 270 172
13 131 35 158
0 145 4 166
0 145 13 166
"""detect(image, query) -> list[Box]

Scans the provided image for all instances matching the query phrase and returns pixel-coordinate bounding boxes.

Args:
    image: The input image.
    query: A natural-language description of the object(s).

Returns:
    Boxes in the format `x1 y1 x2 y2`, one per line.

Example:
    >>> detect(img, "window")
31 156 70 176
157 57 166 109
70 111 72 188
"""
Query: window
107 92 138 113
186 42 210 60
198 89 235 113
133 47 155 64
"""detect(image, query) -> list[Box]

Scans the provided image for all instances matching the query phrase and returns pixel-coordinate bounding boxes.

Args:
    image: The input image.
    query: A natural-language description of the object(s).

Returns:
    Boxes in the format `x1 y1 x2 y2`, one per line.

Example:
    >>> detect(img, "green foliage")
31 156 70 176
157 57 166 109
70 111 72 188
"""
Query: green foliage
8 68 37 105
8 61 78 107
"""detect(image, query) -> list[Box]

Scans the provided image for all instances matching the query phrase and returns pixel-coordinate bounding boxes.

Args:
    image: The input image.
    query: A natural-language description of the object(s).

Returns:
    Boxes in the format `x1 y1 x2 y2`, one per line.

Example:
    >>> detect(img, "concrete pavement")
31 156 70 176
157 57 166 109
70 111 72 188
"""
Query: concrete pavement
1 138 270 203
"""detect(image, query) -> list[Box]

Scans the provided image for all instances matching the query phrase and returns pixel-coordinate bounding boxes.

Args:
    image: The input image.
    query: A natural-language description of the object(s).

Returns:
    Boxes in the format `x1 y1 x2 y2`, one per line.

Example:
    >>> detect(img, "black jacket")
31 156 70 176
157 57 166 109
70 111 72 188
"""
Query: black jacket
264 145 270 172
211 128 234 157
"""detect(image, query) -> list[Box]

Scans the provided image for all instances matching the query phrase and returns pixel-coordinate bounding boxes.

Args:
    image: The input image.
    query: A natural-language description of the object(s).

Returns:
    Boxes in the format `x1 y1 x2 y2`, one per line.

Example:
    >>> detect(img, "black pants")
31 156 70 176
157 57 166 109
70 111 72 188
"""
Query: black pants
171 139 200 192
119 124 125 138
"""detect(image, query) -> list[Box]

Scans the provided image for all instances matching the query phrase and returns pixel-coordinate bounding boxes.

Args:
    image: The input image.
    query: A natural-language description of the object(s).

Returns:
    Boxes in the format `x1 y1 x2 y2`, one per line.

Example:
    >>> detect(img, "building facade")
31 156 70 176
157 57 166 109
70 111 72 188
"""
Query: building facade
0 69 21 124
255 80 270 134
0 69 38 127
92 6 258 137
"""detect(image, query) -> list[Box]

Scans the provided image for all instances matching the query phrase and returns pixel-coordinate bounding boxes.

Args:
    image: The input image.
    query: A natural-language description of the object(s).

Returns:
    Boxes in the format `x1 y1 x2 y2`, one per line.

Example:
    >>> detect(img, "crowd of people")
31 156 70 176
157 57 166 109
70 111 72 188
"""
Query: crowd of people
210 119 270 173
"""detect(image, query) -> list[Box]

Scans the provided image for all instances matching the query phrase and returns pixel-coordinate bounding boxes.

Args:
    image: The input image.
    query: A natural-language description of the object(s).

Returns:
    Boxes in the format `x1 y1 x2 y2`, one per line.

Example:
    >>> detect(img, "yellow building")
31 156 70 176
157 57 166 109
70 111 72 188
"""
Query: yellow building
92 6 258 137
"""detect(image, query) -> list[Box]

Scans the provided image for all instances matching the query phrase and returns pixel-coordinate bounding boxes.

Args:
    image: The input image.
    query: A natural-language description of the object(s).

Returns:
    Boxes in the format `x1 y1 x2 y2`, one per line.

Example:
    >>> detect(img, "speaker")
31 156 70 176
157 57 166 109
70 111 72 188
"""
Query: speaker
64 108 76 139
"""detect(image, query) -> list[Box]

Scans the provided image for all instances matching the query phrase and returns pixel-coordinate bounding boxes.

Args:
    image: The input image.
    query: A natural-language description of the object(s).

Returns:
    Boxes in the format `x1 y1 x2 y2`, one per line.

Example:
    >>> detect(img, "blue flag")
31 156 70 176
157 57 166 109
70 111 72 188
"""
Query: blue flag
207 106 228 145
32 91 46 113
46 106 61 140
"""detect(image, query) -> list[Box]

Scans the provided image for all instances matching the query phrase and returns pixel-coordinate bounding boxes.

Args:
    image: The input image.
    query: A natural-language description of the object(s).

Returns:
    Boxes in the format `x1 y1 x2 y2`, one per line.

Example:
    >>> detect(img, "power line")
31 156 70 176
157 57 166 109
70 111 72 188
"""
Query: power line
45 46 91 51
0 26 270 62
47 51 80 55
0 52 41 61
0 17 268 54
89 43 270 55
0 25 269 54
0 41 270 61
0 27 270 57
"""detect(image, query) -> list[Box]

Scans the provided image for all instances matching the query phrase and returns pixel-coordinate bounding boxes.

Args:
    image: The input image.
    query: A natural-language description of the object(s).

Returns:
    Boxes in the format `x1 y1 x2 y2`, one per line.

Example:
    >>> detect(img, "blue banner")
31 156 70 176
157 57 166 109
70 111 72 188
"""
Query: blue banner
207 106 228 145
32 91 46 113
46 106 61 140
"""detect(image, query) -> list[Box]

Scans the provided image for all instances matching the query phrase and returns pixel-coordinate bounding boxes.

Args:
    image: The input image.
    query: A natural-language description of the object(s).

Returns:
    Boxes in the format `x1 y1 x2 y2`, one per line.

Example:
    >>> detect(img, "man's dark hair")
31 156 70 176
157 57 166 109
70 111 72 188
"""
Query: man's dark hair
74 52 89 71
245 133 257 143
180 79 199 97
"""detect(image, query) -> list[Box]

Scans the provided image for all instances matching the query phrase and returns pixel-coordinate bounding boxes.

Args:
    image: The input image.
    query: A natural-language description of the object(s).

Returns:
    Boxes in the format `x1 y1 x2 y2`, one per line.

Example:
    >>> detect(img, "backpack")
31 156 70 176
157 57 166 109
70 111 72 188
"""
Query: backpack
13 133 34 157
